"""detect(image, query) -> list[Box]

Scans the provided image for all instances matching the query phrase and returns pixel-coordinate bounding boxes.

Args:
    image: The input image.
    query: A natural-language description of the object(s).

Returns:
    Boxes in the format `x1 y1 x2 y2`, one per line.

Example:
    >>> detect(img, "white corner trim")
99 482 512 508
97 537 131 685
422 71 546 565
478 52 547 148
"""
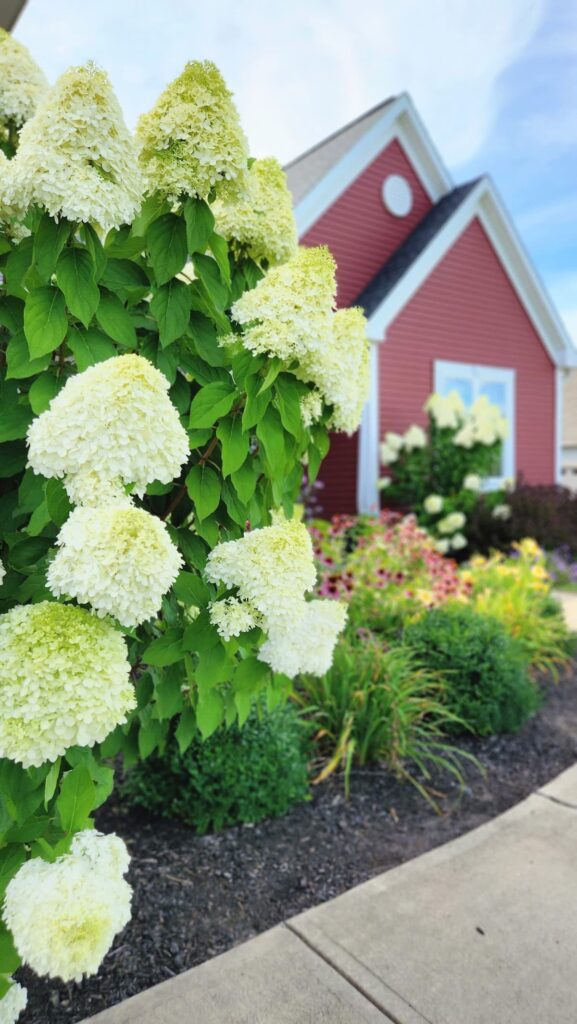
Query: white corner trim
366 176 577 369
294 93 453 237
356 340 381 514
555 367 566 484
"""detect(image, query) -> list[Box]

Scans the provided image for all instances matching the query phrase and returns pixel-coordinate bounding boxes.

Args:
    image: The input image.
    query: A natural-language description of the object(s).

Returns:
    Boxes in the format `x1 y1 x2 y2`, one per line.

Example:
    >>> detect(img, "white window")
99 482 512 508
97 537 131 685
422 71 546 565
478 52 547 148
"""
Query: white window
434 360 515 489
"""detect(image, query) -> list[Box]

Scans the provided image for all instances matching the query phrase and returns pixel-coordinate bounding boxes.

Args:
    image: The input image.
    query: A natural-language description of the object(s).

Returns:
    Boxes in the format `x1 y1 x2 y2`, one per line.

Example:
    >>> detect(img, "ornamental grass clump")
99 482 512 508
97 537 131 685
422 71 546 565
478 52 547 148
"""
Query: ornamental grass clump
0 32 364 1017
379 389 510 553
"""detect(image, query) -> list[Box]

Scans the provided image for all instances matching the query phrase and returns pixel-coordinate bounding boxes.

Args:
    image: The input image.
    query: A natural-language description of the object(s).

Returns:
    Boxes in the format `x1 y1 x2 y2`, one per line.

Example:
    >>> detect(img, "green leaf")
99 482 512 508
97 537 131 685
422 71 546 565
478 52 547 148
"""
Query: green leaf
216 415 249 476
100 258 149 296
4 237 33 299
186 463 221 520
193 253 229 310
45 477 72 526
231 459 258 504
242 382 271 430
56 247 99 327
275 375 304 437
189 312 226 366
184 197 215 254
44 757 61 806
80 223 107 281
234 656 270 691
57 764 96 832
0 295 24 332
0 380 32 442
172 529 208 571
33 213 71 281
28 372 61 414
196 644 232 688
104 225 146 259
150 279 191 348
147 213 187 285
0 926 21 974
189 381 236 428
196 689 225 740
256 405 286 469
0 441 26 478
258 357 283 395
96 291 137 348
67 326 117 371
173 570 211 607
6 329 50 379
222 479 248 526
182 609 220 652
24 286 67 358
208 231 231 285
175 708 197 754
142 629 184 667
188 428 212 449
138 710 165 759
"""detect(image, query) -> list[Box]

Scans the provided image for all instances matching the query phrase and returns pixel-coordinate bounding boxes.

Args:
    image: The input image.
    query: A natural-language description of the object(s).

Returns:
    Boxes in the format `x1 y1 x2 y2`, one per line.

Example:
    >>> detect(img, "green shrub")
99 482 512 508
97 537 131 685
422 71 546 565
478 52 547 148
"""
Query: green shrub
294 630 472 801
123 704 310 832
404 606 542 735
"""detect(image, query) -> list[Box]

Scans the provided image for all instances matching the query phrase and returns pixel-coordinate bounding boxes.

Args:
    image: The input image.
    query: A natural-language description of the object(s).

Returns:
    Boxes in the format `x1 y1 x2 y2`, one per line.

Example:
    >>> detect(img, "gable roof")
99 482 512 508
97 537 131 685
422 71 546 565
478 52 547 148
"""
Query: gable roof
360 175 577 368
288 93 454 236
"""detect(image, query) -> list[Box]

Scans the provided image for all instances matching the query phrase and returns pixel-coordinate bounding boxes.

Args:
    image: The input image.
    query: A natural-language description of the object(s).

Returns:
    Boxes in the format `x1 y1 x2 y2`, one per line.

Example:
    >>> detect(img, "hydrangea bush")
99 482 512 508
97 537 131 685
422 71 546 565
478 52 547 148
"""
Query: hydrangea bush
0 34 368 1019
379 390 511 553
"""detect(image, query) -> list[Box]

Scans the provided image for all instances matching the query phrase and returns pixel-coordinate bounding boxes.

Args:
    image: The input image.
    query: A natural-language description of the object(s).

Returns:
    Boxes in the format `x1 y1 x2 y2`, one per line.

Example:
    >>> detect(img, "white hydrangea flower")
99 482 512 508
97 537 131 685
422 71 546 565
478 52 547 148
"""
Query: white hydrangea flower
6 63 143 232
403 424 427 450
258 599 347 679
308 306 370 434
380 442 399 466
425 391 465 430
213 157 297 266
424 494 443 514
208 597 260 641
70 829 131 878
299 390 323 429
453 423 475 448
0 29 48 128
137 61 248 202
0 602 135 767
48 505 183 627
0 980 27 1024
378 476 392 490
463 473 481 491
205 519 316 632
27 355 189 502
384 431 403 451
435 538 450 555
438 511 466 534
492 503 511 520
450 532 467 550
0 151 26 236
4 830 131 982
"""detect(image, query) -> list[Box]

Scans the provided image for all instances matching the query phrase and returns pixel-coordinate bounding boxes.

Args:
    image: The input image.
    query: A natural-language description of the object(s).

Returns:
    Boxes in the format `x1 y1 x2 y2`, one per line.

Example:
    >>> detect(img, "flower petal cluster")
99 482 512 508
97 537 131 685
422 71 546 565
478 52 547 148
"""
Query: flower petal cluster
208 597 260 641
48 505 183 627
0 980 27 1024
425 391 465 429
453 395 508 448
492 503 511 520
299 390 323 429
258 599 347 678
0 29 48 128
0 602 134 767
4 829 131 982
214 157 297 266
228 247 369 433
403 424 426 449
438 511 466 535
424 494 443 514
137 61 248 202
384 431 403 451
463 473 481 491
450 532 467 550
6 63 142 232
27 355 189 503
380 441 399 466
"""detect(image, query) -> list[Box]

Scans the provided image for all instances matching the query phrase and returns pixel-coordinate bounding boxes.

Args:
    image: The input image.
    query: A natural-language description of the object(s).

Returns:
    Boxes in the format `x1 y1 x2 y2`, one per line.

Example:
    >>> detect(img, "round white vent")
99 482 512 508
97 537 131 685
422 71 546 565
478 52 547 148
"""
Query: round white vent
382 174 413 217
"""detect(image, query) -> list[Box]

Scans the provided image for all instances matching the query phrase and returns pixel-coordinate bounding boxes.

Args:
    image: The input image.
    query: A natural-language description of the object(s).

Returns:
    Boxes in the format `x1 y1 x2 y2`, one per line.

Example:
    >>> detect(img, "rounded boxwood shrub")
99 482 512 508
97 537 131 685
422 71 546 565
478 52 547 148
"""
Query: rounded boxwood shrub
404 606 542 735
122 704 310 833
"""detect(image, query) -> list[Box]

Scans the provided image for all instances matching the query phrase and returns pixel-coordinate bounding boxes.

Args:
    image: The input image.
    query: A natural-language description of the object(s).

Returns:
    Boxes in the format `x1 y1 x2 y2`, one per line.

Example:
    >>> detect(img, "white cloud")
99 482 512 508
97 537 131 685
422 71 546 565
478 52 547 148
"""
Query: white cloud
14 0 544 167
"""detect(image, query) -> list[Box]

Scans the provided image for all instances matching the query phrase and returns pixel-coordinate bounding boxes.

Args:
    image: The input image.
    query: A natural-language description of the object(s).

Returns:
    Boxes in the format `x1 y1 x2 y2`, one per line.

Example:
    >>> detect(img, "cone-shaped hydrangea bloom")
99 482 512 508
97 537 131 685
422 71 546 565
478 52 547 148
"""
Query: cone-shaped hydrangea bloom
0 151 26 236
259 599 347 678
229 246 336 363
301 307 370 434
424 494 443 515
48 506 183 627
425 391 465 430
299 390 323 429
208 597 260 641
0 980 27 1024
137 61 248 202
0 29 48 128
27 355 189 502
213 157 297 266
403 424 426 450
4 829 131 982
438 511 466 535
205 520 317 631
7 63 142 231
0 602 135 767
463 473 481 491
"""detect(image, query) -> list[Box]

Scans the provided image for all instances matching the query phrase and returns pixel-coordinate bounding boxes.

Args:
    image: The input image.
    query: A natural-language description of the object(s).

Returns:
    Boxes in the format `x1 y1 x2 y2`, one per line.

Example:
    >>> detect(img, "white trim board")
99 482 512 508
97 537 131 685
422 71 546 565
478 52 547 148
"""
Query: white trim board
294 93 453 237
366 176 577 370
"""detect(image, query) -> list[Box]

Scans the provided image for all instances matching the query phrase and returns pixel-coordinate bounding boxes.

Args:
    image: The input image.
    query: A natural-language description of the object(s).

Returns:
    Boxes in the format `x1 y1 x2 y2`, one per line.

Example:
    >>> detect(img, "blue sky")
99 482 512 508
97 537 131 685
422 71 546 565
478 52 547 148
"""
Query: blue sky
14 0 577 344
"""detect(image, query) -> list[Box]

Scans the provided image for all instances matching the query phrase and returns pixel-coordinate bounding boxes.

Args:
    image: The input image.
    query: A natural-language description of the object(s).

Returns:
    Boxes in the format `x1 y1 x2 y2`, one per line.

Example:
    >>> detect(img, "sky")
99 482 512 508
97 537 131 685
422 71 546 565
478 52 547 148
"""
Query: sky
14 0 577 345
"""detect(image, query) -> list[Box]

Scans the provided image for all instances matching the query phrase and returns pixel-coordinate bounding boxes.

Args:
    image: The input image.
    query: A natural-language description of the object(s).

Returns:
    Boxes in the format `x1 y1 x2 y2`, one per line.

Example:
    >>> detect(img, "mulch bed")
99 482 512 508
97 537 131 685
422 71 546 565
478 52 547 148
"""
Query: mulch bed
21 667 577 1024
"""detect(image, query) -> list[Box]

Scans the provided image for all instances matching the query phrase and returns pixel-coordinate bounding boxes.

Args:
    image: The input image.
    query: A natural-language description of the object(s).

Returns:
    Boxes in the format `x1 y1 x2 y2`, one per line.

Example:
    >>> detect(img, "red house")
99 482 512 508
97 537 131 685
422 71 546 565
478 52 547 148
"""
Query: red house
285 94 577 516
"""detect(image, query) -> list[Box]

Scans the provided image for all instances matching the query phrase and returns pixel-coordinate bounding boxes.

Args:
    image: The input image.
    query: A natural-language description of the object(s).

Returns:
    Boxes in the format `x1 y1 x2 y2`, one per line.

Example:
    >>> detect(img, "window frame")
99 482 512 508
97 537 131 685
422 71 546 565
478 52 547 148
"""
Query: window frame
433 359 516 489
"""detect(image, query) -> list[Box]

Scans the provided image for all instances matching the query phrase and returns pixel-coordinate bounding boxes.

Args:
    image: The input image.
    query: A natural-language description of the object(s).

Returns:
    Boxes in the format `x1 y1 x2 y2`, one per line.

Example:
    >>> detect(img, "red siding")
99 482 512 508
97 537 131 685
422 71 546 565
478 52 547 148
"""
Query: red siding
302 138 433 308
304 137 434 517
379 218 556 485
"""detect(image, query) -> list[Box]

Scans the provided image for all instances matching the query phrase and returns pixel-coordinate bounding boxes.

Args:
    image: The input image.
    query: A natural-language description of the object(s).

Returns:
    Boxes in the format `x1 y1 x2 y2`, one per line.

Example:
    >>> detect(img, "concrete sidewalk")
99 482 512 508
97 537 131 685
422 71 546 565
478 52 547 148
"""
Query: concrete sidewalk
84 764 577 1024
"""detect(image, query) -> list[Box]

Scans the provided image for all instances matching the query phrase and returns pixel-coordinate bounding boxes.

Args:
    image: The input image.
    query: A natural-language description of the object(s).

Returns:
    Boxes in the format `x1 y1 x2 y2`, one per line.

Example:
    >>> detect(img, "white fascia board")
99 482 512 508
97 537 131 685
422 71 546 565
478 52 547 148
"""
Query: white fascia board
367 177 577 368
294 93 453 237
